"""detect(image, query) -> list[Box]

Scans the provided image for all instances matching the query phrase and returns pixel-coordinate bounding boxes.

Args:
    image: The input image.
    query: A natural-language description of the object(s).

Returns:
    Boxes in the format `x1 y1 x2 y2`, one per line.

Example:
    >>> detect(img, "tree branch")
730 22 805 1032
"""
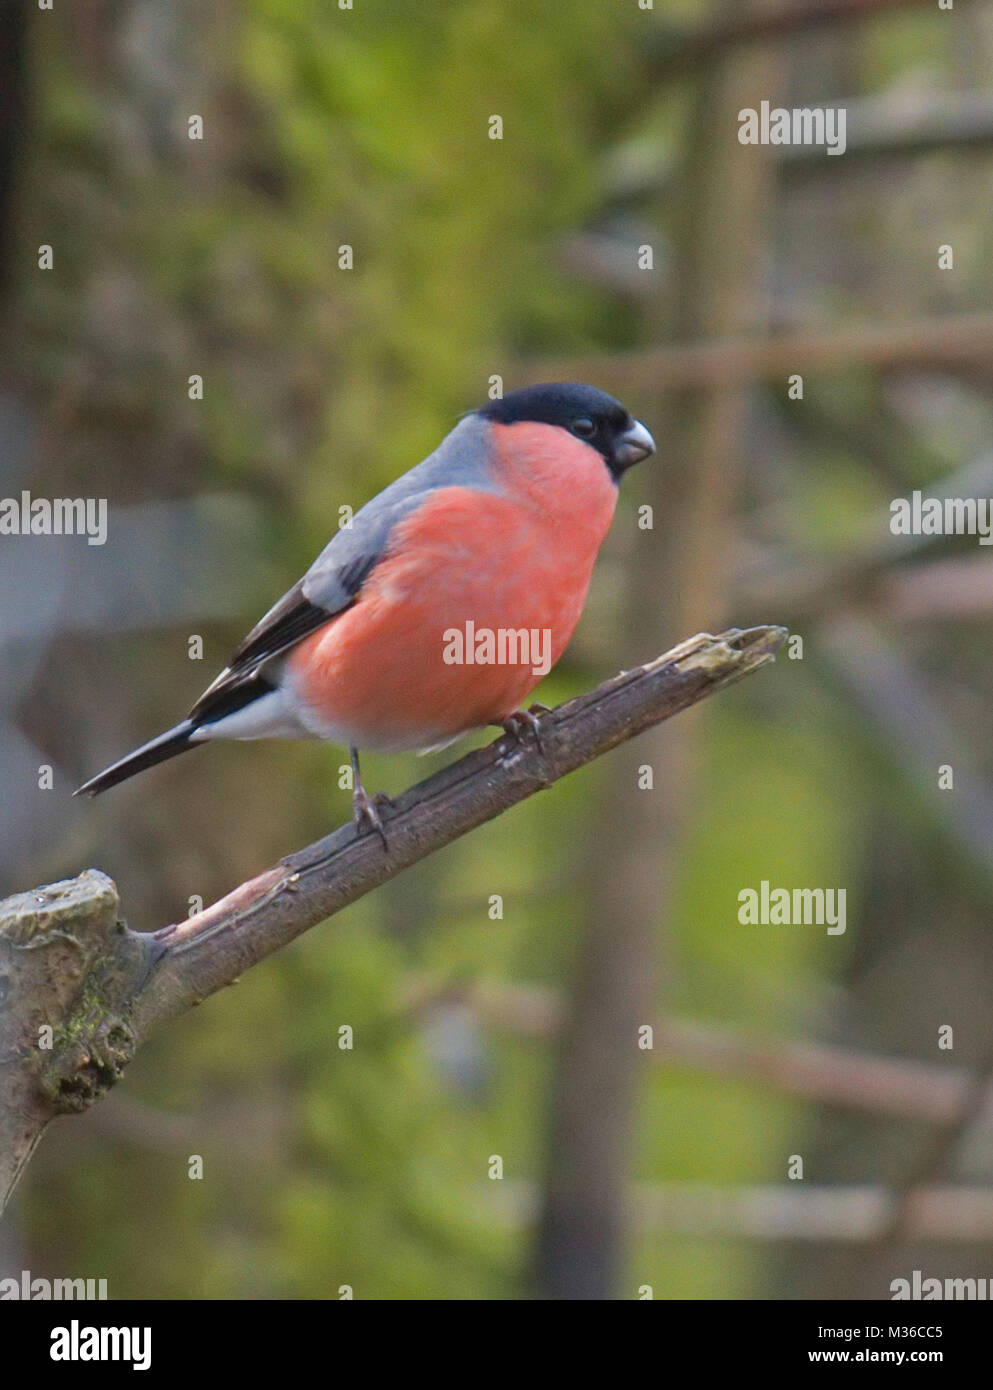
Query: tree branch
0 624 785 1215
521 312 993 397
493 1182 993 1244
401 977 990 1127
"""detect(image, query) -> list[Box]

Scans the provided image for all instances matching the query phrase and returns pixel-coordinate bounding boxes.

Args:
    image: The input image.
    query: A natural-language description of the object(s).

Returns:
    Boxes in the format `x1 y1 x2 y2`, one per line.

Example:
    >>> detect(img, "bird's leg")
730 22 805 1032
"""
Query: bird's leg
350 746 389 849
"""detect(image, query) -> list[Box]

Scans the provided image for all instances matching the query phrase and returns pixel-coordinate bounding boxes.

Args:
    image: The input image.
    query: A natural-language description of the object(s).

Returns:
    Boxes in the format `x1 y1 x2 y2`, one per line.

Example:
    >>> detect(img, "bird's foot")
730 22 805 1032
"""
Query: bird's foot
349 745 391 849
500 704 549 758
352 785 392 850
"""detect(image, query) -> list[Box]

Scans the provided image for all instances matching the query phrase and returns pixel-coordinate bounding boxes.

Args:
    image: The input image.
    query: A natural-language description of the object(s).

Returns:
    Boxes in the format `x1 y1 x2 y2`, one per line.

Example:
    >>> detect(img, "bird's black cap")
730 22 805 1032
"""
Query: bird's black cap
480 382 627 430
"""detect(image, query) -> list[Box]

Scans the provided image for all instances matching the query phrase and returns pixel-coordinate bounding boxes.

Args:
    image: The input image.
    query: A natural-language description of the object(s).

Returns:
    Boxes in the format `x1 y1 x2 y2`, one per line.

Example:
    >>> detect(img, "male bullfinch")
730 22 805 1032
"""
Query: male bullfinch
76 382 655 840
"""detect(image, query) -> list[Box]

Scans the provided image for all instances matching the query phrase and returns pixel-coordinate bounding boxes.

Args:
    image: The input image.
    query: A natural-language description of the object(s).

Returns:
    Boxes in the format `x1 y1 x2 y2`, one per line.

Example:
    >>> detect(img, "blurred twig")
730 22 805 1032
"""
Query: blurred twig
870 1055 993 1248
495 1182 993 1243
878 556 993 622
402 976 988 1126
783 90 993 168
737 452 993 620
0 625 786 1216
523 313 993 396
595 91 993 218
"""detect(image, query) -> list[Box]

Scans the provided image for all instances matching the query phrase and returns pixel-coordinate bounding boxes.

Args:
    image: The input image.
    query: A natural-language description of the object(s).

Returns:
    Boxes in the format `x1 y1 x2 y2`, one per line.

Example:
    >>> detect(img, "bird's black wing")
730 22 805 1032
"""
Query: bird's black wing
188 553 378 723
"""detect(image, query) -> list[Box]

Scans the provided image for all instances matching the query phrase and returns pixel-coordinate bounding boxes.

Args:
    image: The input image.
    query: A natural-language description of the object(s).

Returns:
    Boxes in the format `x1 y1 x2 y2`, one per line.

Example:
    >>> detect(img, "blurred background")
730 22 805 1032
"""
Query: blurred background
2 0 993 1300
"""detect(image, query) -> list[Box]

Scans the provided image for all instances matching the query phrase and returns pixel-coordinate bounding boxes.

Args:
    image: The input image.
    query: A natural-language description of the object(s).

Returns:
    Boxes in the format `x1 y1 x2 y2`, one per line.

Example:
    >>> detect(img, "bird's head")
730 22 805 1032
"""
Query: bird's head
478 382 655 481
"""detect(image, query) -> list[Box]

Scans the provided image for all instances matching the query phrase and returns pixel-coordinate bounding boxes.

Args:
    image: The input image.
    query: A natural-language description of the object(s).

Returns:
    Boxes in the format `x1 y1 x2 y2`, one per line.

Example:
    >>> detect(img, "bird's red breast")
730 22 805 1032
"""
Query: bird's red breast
286 422 618 749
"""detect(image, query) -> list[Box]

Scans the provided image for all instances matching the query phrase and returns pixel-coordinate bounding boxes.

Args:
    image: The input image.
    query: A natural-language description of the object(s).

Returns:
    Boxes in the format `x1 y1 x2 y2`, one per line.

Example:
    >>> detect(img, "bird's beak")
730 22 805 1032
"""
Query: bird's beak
613 419 656 471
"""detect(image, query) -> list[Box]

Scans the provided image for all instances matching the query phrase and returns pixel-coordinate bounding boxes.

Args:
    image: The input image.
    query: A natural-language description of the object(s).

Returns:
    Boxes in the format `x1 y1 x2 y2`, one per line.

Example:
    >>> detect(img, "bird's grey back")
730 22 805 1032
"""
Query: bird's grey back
299 412 500 612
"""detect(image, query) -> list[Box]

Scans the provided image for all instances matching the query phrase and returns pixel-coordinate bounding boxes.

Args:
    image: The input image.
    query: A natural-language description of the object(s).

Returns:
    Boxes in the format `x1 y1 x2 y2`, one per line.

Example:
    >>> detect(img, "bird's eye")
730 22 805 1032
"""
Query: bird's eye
572 417 596 440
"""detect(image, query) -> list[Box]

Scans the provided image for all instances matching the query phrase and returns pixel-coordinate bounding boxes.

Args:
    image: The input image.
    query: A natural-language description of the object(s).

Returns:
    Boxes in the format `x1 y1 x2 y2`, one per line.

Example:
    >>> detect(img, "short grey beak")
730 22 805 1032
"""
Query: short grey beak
613 418 655 470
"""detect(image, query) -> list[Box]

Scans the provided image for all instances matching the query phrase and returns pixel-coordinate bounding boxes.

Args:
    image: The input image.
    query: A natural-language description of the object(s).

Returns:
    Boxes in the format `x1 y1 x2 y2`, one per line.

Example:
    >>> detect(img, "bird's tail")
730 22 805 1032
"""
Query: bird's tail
74 720 199 797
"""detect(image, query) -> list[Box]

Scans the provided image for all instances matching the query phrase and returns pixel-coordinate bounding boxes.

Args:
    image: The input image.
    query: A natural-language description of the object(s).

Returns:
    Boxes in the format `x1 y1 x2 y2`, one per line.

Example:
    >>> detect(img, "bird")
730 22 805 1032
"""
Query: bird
75 382 655 842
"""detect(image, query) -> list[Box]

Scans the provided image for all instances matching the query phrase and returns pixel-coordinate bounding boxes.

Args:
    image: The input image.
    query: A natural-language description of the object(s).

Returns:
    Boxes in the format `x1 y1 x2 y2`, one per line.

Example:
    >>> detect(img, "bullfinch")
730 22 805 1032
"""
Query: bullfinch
76 382 655 840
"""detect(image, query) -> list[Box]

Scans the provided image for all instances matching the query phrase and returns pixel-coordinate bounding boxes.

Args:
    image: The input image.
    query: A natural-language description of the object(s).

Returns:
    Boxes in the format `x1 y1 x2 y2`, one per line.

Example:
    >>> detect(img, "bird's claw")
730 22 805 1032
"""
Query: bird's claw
352 786 390 850
500 706 549 759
